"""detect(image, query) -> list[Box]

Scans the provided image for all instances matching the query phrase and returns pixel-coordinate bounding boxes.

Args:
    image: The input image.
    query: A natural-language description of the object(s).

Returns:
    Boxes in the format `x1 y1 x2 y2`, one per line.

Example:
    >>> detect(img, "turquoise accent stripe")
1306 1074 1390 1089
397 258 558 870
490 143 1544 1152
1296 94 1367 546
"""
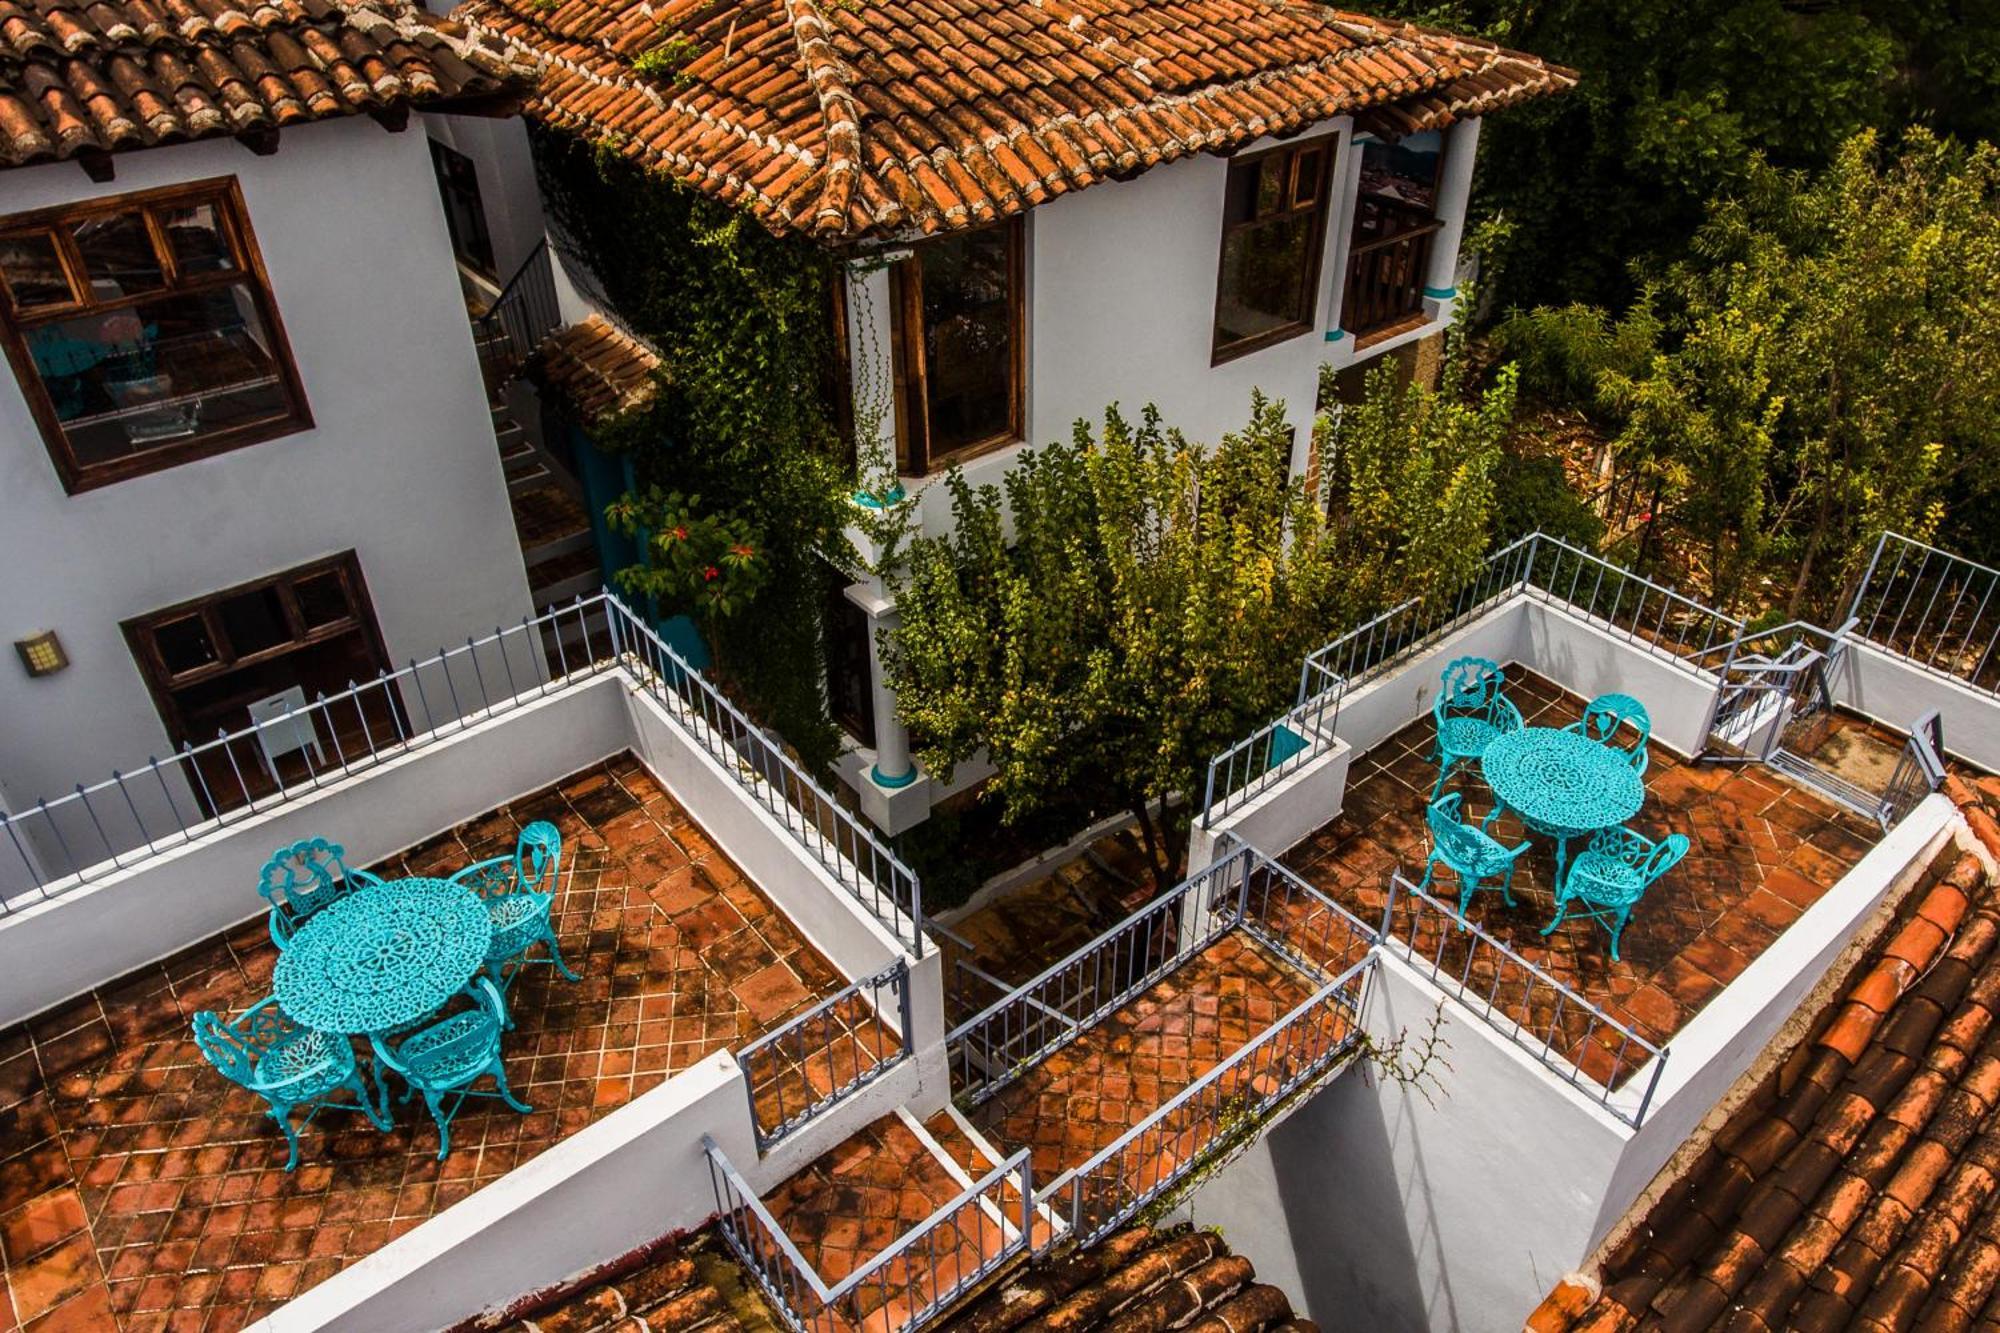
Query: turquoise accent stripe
852 482 907 509
871 763 918 789
1324 329 1347 343
1423 286 1457 300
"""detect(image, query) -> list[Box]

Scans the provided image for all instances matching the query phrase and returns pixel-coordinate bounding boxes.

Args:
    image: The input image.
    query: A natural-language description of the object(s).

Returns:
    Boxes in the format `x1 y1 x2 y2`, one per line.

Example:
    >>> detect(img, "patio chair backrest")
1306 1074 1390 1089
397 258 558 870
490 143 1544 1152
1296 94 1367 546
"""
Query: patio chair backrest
258 838 363 931
392 979 507 1083
1582 826 1690 885
1435 657 1510 724
1575 693 1651 761
515 822 561 894
191 997 289 1089
1426 792 1504 868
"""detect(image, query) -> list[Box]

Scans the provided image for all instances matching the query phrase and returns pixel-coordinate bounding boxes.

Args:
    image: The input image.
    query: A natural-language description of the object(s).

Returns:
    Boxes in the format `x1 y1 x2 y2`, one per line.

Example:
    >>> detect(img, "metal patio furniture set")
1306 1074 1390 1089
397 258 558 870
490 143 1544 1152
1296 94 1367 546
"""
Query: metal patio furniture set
191 825 581 1168
1418 657 1690 960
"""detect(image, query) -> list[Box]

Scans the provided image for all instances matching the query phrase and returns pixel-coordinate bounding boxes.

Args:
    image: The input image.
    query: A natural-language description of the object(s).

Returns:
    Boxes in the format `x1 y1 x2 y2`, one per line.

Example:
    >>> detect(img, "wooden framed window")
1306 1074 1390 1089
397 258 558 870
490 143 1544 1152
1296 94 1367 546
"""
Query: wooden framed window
823 573 877 748
123 553 397 815
1211 138 1335 363
0 178 311 493
890 217 1024 474
429 139 498 281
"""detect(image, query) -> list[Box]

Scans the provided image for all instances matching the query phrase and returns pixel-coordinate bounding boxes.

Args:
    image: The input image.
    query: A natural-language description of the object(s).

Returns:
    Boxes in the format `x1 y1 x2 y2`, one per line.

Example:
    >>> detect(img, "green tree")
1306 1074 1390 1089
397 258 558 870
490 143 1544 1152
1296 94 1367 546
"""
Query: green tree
883 397 1343 891
1496 131 2000 615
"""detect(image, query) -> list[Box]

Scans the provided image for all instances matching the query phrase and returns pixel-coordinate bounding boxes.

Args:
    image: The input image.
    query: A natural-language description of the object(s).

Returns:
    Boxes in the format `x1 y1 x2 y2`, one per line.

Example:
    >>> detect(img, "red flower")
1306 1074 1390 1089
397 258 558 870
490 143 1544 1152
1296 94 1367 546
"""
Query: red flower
731 543 755 558
702 565 720 581
669 526 689 541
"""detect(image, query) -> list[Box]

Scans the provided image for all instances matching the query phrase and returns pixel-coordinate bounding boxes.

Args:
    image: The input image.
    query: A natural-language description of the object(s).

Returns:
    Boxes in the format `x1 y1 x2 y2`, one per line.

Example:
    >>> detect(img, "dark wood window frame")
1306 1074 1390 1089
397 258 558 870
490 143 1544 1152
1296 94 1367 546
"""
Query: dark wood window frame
0 177 312 494
428 138 500 283
1210 136 1336 365
889 216 1026 476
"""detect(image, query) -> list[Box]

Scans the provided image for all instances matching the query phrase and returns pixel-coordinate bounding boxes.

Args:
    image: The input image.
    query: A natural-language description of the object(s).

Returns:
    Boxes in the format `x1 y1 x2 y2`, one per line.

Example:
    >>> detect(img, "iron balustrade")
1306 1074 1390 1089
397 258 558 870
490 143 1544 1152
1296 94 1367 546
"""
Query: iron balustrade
472 239 561 392
1341 197 1442 337
1879 710 1948 830
602 600 926 954
0 592 926 959
706 1134 1033 1333
1516 534 1743 664
736 960 914 1154
945 843 1377 1108
1199 683 1343 830
1847 531 2000 696
1380 873 1668 1127
1036 956 1374 1251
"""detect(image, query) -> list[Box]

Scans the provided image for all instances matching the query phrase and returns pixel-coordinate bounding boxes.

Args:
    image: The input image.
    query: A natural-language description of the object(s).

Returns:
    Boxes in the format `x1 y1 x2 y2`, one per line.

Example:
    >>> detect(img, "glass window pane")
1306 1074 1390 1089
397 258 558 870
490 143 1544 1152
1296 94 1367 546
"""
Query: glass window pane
31 284 295 468
0 232 73 311
70 210 165 297
154 615 218 676
1359 132 1442 214
218 586 291 658
920 227 1015 456
293 571 354 630
1255 158 1286 217
155 202 236 277
1292 148 1324 209
1215 214 1315 349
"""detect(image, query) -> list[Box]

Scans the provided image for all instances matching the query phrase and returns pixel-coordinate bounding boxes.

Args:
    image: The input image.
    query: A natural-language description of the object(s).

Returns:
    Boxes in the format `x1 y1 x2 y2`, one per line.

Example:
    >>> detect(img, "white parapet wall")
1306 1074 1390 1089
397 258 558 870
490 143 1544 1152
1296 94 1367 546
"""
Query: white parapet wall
0 674 632 1031
1834 640 2000 775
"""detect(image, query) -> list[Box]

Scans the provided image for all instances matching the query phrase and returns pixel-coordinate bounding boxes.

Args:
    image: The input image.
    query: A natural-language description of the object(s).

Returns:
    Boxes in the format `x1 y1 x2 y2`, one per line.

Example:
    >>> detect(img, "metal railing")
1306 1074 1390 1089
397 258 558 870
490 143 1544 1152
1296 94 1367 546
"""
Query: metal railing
1516 534 1744 664
706 1135 1033 1333
604 600 926 954
1880 710 1948 830
736 960 913 1154
945 843 1376 1107
0 596 616 906
473 239 561 391
1 592 926 957
1847 531 2000 696
1200 684 1342 830
1380 873 1667 1126
1036 956 1373 1250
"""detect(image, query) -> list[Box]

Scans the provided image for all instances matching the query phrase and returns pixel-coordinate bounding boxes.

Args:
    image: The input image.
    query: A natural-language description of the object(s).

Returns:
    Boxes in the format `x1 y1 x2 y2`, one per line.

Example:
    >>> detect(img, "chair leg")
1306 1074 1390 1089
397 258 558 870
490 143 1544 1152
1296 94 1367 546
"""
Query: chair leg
351 1069 392 1131
490 1059 532 1115
271 1107 302 1172
1540 898 1571 938
1609 907 1630 963
1458 875 1482 923
424 1092 452 1161
542 927 582 983
1416 855 1439 896
1500 857 1519 908
1431 759 1452 800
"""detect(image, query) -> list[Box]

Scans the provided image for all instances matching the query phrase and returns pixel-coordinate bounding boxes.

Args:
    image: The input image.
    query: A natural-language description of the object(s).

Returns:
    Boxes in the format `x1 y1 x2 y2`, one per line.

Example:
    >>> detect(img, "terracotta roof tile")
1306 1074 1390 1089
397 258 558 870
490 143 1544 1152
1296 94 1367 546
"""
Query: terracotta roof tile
459 0 1573 239
0 0 527 169
534 313 663 423
1528 781 2000 1332
941 1224 1316 1333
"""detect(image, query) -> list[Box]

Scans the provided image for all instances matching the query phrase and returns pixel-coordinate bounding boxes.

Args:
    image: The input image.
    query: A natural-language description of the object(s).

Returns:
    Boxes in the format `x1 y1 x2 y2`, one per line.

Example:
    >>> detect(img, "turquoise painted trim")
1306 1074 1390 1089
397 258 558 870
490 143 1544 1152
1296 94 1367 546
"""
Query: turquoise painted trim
1324 329 1347 343
1423 286 1458 300
871 763 918 789
852 483 908 509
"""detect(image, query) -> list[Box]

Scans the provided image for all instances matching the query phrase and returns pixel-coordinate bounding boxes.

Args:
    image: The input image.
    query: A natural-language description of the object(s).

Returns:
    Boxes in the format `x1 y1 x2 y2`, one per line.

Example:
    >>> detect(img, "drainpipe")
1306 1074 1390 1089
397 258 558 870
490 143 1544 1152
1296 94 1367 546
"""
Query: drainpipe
867 601 917 789
1423 117 1482 315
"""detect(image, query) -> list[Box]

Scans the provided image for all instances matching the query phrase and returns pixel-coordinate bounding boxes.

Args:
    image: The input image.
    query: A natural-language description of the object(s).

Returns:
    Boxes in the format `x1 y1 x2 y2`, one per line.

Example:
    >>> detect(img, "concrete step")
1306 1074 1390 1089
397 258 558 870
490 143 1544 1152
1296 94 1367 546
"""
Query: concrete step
523 528 594 567
917 1106 1064 1250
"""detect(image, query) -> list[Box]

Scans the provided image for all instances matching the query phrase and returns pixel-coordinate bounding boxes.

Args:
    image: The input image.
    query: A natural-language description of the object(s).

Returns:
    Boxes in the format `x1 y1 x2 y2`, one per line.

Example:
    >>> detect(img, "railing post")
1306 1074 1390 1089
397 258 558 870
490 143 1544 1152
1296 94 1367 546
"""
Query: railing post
896 958 916 1057
1847 532 1890 630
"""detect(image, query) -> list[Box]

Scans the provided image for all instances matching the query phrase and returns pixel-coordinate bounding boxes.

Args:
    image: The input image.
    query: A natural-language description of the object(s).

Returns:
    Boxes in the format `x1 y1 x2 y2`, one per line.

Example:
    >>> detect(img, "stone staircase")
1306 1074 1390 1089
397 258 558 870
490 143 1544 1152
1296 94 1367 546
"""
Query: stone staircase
493 404 601 611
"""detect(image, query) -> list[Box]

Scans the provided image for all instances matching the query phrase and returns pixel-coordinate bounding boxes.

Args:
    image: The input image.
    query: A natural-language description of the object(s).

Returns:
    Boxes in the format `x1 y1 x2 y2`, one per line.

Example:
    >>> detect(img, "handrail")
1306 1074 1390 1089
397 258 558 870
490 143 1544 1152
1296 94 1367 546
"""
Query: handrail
1037 955 1373 1250
1 591 926 958
1847 530 2000 697
735 959 913 1153
1347 218 1446 259
1380 872 1668 1126
473 239 560 389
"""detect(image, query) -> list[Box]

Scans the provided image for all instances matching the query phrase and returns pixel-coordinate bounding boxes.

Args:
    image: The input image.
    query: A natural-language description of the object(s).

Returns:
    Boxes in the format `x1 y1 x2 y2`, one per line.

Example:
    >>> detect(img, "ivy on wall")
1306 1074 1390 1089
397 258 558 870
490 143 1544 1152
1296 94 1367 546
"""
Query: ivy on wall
532 126 851 769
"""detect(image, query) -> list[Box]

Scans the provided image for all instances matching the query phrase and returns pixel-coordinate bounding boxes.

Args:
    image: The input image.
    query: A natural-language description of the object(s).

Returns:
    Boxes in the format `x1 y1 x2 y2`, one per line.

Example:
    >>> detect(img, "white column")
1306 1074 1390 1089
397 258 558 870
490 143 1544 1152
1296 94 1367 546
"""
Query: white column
862 597 916 788
1423 117 1482 315
844 256 902 503
1322 124 1368 366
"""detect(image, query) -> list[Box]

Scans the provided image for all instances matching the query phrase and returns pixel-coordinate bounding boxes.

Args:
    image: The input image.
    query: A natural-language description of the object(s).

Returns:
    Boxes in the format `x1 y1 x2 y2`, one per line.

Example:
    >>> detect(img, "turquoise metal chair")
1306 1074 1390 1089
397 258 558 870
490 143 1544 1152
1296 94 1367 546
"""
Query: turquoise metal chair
258 837 384 950
1567 693 1652 774
1430 657 1524 796
1417 792 1532 920
1541 827 1690 961
370 977 530 1160
192 997 389 1170
449 821 579 1010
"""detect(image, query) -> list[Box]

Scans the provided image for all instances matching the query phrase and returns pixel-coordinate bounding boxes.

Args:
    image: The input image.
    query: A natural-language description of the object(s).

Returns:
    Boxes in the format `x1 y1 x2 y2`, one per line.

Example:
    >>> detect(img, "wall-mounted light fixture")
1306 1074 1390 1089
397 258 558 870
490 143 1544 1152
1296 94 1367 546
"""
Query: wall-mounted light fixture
15 631 68 678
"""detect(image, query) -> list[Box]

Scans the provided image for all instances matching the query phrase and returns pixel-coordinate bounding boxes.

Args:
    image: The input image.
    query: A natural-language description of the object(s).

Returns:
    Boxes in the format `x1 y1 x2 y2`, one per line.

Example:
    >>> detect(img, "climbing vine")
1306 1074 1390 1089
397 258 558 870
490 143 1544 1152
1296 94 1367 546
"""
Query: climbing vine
532 126 852 768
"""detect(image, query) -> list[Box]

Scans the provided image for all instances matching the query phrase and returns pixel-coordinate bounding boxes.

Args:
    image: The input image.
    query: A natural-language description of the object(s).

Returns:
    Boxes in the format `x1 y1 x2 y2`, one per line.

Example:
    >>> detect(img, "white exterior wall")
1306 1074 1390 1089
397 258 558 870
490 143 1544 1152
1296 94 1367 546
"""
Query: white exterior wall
1835 640 2000 774
420 112 548 286
0 121 534 830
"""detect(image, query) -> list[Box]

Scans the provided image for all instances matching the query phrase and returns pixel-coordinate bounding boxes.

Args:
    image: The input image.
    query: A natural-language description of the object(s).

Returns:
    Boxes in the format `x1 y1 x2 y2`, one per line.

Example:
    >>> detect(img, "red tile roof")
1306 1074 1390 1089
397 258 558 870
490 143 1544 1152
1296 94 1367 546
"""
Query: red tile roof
0 0 530 171
534 313 663 422
1528 776 2000 1333
459 0 1574 240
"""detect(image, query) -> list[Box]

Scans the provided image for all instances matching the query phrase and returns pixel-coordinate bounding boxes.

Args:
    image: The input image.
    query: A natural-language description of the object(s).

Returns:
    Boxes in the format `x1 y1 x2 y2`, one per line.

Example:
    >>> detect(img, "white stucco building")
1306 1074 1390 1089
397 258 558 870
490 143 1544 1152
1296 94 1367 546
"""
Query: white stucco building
0 3 538 864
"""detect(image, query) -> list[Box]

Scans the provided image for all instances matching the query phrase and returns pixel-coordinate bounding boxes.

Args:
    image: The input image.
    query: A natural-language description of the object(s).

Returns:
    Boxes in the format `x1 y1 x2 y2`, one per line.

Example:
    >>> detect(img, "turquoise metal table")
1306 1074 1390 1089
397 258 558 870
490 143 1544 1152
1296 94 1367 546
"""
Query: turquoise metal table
273 878 493 1036
1480 727 1646 887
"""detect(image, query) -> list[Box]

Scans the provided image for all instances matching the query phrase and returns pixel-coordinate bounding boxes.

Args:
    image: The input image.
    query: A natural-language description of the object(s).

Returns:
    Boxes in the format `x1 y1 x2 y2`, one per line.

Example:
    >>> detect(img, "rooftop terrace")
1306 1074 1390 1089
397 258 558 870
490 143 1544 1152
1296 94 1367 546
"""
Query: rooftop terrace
0 757 872 1332
1283 672 1879 1083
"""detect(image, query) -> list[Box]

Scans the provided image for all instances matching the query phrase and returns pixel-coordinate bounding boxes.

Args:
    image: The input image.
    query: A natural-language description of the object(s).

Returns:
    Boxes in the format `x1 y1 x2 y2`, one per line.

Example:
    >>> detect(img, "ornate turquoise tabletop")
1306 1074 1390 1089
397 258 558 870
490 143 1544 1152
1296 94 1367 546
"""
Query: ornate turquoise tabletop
1481 727 1647 881
274 878 493 1036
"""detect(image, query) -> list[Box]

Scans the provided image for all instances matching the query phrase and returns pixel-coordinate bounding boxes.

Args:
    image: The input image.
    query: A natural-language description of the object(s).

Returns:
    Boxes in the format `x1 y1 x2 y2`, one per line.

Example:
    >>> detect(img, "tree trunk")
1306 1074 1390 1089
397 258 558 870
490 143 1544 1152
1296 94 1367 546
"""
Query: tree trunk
1128 793 1180 895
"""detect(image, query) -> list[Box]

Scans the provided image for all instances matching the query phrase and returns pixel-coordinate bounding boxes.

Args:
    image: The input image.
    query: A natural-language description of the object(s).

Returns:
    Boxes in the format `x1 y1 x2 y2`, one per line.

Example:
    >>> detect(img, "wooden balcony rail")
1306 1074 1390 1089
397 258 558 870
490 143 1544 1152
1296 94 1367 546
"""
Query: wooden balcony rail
1341 194 1442 339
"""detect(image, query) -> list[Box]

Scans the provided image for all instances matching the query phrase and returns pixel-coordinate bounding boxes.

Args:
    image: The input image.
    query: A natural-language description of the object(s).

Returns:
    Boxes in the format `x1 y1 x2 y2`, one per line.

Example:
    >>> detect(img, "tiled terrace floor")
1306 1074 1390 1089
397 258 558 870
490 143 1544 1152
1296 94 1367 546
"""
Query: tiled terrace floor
1285 672 1881 1077
0 756 863 1333
967 934 1318 1186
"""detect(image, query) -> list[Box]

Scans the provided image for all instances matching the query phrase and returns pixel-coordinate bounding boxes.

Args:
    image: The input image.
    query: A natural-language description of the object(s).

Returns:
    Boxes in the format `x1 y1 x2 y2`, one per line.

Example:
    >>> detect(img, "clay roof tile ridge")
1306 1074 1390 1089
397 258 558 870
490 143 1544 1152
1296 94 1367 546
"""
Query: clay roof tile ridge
779 0 860 233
